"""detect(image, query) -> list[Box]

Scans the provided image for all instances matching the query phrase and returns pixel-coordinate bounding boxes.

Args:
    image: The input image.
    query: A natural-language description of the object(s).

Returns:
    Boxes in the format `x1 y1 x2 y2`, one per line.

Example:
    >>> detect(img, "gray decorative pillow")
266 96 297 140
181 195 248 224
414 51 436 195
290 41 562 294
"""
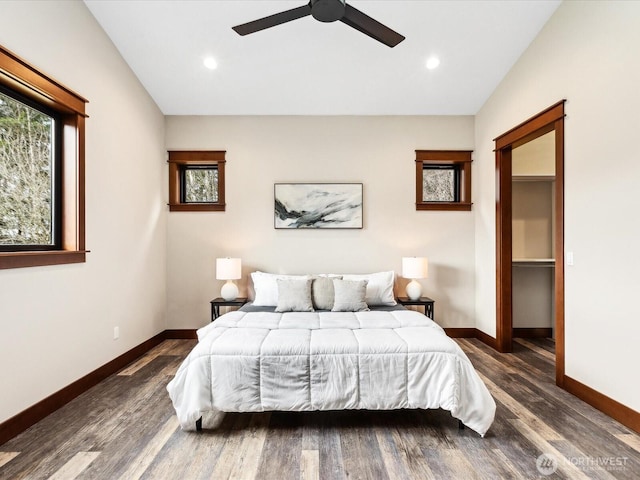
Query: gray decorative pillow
275 278 314 312
311 276 342 310
331 279 369 312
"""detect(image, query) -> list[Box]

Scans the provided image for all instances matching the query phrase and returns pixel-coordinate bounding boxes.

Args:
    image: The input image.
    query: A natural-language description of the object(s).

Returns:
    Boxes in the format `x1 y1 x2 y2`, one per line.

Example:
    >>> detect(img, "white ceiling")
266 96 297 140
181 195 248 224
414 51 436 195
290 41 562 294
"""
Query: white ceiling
84 0 561 115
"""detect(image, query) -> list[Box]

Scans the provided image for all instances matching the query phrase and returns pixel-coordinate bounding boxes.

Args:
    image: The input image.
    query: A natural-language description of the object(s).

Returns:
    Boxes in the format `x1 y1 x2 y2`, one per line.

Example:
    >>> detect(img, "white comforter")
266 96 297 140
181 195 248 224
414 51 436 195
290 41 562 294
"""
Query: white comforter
167 310 496 436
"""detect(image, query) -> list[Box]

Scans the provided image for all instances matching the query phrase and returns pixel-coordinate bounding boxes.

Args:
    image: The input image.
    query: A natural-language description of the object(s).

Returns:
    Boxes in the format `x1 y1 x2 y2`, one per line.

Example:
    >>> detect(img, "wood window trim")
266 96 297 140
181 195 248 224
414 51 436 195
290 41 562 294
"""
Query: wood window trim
0 45 88 270
168 151 226 212
415 150 472 211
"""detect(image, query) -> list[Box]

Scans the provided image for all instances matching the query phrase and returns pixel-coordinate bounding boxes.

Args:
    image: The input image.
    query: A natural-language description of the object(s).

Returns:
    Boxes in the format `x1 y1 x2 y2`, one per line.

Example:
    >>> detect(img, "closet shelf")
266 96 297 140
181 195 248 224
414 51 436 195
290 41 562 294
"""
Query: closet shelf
512 258 555 267
512 175 555 182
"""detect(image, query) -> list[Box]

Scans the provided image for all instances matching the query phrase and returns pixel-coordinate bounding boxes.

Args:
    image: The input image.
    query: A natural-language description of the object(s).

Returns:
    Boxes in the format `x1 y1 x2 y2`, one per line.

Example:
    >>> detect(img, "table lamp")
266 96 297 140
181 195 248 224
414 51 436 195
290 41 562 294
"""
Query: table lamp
216 257 241 301
402 257 428 301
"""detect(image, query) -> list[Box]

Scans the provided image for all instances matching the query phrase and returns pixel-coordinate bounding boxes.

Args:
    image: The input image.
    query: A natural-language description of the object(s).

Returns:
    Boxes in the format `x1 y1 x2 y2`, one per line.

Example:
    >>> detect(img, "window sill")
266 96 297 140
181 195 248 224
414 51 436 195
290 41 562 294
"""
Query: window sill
168 203 225 212
0 250 88 270
416 202 472 211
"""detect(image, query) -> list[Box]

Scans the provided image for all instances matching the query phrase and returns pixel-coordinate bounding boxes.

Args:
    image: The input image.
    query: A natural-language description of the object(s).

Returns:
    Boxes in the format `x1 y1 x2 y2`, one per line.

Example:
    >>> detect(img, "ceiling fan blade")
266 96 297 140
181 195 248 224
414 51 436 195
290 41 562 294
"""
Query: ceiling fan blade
232 4 312 36
340 4 405 48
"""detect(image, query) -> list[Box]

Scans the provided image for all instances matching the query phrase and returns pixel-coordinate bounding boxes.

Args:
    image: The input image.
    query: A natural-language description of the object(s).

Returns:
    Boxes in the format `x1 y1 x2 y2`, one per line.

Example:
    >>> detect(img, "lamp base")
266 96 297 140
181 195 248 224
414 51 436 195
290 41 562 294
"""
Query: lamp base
406 279 422 301
221 280 239 301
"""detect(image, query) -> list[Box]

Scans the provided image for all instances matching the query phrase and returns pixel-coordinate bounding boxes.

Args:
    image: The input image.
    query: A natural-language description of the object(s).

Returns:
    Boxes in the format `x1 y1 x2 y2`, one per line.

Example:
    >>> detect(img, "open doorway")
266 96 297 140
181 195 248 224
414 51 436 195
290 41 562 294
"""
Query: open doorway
495 101 566 386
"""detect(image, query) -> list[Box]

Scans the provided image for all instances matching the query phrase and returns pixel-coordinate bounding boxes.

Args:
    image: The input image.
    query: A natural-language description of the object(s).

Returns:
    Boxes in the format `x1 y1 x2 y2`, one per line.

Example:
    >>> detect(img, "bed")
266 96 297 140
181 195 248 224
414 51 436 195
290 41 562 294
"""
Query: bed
167 272 496 437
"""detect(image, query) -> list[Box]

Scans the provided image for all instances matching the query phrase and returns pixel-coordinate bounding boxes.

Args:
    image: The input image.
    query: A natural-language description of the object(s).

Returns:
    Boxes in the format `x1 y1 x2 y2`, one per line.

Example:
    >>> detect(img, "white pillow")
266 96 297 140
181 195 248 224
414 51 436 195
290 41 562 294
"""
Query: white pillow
251 271 309 306
341 271 396 306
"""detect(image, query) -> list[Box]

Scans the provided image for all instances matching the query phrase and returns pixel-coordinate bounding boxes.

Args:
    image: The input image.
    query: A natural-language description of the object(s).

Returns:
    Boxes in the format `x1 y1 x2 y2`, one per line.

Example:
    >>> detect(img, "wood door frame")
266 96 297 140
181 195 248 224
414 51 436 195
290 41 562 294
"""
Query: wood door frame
495 100 566 386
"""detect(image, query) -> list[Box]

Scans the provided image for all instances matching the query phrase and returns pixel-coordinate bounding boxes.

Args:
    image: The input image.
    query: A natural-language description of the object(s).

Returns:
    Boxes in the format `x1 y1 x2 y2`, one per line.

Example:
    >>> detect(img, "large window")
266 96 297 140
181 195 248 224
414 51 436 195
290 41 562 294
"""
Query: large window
0 45 87 269
0 87 61 250
168 151 226 212
415 150 472 211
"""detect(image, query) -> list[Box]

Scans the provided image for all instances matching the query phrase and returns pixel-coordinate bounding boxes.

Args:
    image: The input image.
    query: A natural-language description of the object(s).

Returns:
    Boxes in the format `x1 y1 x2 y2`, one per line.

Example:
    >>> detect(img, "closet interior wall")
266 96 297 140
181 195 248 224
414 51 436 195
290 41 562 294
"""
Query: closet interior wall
512 132 556 337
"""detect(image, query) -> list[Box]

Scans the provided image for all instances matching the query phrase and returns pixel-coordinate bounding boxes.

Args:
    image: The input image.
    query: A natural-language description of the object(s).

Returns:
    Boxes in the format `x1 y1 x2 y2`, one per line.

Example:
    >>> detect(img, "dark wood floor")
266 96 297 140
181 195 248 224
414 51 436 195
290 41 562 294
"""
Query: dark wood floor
1 338 638 479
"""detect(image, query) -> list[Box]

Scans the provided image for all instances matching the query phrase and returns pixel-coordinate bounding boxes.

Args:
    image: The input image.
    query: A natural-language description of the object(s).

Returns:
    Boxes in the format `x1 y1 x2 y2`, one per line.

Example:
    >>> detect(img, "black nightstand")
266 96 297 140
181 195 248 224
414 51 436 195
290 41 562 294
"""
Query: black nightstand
396 296 435 320
210 297 247 321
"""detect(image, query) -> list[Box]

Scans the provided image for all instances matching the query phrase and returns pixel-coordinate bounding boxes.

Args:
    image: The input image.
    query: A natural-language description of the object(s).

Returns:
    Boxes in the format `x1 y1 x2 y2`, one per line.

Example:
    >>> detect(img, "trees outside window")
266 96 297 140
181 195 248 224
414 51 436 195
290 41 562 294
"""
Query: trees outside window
0 88 60 250
182 166 219 204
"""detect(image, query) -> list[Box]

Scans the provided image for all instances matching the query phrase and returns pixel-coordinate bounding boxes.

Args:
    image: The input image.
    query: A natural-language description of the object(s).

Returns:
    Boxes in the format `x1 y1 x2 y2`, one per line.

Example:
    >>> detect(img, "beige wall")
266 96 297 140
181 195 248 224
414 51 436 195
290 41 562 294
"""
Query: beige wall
475 1 640 410
0 1 166 422
165 116 476 329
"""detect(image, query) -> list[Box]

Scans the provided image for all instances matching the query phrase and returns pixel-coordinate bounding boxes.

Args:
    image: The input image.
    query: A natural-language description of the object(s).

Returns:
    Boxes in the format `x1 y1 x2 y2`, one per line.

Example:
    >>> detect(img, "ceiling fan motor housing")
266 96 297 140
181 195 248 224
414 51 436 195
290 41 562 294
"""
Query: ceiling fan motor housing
310 0 346 22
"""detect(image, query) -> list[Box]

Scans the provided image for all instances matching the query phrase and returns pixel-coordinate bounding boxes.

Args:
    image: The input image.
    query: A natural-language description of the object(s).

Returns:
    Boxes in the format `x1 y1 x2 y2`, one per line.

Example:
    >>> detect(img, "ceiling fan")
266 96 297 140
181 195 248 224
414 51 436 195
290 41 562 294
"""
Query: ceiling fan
232 0 405 48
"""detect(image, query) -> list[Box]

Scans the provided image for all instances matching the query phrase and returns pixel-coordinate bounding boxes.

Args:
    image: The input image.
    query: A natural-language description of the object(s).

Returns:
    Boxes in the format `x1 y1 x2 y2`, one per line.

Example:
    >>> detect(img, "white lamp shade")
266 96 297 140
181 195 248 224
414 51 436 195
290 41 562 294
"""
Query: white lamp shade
402 257 428 279
216 257 241 280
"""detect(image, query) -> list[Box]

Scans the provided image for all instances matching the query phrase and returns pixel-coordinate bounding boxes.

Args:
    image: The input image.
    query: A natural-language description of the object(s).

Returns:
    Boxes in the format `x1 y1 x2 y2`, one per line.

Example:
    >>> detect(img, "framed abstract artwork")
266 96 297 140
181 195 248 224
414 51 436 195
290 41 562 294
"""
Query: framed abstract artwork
274 183 363 229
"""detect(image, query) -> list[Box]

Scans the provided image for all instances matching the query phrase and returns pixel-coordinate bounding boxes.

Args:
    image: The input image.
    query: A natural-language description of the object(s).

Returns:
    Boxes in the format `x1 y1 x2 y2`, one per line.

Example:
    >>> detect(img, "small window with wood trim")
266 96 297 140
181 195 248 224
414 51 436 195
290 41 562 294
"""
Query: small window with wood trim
168 151 226 212
415 150 472 211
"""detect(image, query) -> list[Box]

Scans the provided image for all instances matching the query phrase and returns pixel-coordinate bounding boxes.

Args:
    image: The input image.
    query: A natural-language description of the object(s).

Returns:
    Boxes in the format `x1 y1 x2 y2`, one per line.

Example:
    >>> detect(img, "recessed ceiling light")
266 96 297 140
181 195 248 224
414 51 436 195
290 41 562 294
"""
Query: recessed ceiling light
203 57 217 70
426 56 440 70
